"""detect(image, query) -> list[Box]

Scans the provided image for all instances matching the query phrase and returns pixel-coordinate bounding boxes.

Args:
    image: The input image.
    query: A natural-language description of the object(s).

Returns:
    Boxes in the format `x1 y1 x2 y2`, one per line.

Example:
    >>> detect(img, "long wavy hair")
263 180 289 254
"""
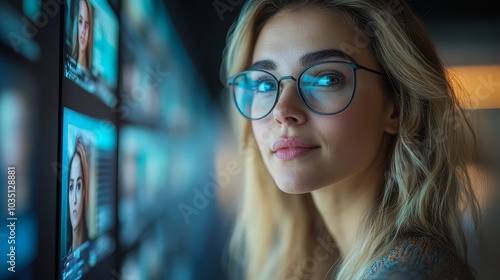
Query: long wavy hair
222 0 481 279
71 0 94 69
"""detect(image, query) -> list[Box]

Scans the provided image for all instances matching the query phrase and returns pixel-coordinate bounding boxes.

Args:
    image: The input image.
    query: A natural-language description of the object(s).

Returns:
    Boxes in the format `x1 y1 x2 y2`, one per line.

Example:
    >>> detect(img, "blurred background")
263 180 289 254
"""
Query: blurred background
0 0 498 279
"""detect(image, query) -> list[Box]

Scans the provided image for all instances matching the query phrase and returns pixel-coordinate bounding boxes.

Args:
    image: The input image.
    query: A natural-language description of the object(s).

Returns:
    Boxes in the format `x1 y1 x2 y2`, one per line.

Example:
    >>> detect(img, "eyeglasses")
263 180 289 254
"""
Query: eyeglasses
227 60 387 120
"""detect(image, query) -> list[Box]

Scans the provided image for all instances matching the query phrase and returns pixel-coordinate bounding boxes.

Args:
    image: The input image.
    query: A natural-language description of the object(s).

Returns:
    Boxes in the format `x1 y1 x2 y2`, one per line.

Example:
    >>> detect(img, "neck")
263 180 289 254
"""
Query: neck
311 151 386 256
78 51 87 68
72 224 84 250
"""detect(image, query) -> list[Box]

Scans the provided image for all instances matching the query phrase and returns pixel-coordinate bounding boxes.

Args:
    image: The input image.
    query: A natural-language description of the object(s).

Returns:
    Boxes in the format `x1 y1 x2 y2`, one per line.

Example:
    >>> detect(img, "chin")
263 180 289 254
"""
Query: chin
275 180 315 194
270 170 321 193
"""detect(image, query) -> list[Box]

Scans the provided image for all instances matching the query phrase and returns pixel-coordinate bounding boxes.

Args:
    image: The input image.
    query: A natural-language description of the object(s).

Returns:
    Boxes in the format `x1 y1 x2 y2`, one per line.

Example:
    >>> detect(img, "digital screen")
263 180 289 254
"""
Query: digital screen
60 108 116 280
63 0 118 107
118 125 171 246
120 2 164 124
119 46 162 123
120 223 166 280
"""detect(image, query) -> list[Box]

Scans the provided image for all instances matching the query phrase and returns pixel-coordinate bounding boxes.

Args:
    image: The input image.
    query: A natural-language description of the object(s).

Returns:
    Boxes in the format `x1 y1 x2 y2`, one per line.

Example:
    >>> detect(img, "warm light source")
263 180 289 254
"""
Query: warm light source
447 65 500 109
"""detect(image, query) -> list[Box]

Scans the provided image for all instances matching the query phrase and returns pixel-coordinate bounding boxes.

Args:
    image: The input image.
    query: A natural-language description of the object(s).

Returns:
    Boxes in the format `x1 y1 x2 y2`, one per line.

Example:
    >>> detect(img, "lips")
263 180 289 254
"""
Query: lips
272 137 319 160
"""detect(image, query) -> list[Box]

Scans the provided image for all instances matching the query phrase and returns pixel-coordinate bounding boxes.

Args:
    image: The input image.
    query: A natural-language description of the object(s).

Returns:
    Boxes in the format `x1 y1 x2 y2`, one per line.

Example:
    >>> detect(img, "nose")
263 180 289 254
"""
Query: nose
73 189 77 204
272 78 307 126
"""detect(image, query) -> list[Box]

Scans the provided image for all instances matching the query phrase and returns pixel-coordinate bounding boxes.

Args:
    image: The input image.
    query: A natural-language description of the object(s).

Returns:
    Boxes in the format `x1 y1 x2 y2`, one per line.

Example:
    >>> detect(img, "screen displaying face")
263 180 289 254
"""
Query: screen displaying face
60 108 116 280
63 0 118 107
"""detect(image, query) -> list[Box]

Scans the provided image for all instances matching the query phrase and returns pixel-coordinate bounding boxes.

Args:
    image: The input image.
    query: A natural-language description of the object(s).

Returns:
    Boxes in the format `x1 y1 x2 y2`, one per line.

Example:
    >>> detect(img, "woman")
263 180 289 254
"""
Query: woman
68 136 89 252
223 0 481 279
71 0 93 69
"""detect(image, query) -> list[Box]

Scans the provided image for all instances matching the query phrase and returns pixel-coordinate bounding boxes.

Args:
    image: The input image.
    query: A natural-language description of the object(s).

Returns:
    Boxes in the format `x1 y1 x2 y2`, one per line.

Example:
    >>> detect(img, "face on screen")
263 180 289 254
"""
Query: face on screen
78 0 90 54
69 154 84 231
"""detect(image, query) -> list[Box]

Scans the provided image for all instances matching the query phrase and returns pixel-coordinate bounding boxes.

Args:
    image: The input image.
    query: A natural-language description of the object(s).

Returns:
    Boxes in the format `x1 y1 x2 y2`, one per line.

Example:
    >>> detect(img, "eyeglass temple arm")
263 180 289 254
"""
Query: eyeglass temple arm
356 64 388 77
227 76 236 85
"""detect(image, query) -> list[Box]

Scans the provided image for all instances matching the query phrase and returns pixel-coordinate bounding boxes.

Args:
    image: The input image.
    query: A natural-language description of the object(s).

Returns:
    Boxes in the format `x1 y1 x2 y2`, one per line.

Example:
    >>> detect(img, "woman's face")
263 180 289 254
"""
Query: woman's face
78 0 90 53
251 7 397 194
69 154 84 231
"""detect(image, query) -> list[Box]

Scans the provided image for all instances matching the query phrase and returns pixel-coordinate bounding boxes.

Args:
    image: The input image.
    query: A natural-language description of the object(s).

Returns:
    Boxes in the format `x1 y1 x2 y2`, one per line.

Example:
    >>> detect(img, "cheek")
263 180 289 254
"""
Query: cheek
77 190 83 204
322 92 387 162
251 119 270 147
339 106 380 138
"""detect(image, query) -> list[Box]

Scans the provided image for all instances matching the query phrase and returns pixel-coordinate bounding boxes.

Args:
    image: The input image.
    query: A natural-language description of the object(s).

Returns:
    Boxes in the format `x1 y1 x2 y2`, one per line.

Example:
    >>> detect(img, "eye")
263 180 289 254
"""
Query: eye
77 183 81 191
314 73 343 87
69 183 73 191
255 80 276 93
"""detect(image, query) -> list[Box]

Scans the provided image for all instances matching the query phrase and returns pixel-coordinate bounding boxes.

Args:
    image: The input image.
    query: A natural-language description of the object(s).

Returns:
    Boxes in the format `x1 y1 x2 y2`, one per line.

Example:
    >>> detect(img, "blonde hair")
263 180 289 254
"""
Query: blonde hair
222 0 481 279
71 0 94 69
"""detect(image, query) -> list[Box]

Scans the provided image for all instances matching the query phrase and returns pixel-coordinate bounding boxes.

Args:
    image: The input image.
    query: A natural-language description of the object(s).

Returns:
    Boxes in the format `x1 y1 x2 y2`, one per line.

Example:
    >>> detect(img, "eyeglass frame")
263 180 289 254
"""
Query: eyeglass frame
227 60 388 120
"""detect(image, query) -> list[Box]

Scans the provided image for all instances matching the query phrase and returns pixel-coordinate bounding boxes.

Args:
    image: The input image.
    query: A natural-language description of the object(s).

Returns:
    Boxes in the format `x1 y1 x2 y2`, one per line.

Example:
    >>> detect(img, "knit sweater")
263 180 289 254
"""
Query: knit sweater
362 236 474 280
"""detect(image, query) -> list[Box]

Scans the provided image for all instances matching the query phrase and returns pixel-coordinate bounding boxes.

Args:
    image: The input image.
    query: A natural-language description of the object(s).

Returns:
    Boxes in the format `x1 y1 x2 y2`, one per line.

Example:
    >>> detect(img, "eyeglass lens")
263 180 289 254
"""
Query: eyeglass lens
232 62 355 119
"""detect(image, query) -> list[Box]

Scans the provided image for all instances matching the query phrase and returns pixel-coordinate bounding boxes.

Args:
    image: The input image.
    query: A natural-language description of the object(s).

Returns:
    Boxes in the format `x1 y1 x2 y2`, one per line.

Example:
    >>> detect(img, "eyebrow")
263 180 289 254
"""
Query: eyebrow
249 49 356 71
69 176 82 183
301 49 356 66
249 60 277 71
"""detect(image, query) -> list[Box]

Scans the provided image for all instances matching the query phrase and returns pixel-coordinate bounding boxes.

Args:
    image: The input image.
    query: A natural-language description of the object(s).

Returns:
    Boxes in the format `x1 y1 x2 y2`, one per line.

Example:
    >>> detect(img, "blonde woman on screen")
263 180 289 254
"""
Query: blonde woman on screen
71 0 93 70
223 0 481 279
68 136 89 252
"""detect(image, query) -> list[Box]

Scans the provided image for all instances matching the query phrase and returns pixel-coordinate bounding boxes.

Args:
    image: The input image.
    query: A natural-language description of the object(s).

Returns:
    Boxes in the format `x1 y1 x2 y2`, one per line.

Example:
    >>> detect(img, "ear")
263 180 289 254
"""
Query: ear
383 98 399 134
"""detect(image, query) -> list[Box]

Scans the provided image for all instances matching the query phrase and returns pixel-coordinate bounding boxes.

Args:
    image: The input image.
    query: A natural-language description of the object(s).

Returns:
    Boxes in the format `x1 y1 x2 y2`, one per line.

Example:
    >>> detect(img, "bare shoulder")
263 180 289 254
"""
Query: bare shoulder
363 236 474 280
